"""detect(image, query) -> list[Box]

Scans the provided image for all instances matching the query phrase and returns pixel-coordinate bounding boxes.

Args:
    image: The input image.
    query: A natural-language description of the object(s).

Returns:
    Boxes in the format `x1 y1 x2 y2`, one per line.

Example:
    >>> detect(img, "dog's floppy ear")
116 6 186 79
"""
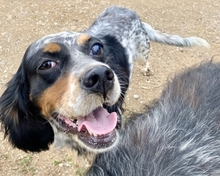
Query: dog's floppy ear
0 59 54 152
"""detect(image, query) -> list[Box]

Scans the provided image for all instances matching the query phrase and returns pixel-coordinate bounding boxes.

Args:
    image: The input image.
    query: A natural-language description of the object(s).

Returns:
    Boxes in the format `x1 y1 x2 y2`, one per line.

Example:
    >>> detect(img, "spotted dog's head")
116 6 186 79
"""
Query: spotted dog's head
0 32 130 153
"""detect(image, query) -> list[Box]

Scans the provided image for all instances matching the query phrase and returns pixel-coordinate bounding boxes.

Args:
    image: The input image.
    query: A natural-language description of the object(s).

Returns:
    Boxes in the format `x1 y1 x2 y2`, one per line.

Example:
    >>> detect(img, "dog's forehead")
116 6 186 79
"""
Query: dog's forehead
26 31 81 59
37 31 79 46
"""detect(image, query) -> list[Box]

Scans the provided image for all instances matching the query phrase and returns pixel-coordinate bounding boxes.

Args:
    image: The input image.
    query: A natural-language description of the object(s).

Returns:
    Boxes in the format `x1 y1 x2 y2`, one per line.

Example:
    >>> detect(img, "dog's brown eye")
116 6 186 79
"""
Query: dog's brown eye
39 61 57 70
90 43 103 56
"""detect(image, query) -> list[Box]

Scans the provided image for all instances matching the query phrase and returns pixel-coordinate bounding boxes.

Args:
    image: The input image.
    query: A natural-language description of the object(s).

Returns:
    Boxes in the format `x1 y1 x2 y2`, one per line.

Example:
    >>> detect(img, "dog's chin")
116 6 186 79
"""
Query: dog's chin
52 106 119 151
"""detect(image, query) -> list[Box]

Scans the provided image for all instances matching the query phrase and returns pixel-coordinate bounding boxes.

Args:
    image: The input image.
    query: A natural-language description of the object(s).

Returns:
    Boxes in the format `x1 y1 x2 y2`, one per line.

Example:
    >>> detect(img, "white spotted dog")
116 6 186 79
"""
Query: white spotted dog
87 6 210 74
0 6 209 154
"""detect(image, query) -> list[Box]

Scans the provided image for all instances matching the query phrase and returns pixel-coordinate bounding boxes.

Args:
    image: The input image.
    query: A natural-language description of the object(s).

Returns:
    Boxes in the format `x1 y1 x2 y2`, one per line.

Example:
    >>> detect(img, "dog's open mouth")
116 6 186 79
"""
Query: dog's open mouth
54 106 118 149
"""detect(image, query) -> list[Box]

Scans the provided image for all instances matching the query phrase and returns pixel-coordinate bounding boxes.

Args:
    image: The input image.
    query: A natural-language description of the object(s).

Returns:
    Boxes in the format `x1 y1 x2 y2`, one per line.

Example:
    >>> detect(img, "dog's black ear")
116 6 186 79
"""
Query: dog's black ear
0 62 54 152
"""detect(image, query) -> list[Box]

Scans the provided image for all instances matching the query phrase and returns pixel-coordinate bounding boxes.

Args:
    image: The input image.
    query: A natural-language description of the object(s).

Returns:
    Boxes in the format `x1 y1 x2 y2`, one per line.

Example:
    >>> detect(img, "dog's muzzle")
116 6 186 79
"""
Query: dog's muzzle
52 65 120 151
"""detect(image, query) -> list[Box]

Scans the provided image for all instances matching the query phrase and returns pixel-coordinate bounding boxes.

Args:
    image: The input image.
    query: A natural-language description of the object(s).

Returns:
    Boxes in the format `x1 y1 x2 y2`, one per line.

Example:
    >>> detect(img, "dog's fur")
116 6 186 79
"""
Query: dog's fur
0 6 209 153
87 61 220 175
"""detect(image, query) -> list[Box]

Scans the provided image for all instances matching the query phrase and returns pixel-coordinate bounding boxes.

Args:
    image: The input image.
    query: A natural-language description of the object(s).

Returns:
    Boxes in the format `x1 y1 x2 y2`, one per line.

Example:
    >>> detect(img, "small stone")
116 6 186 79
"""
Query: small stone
134 94 139 99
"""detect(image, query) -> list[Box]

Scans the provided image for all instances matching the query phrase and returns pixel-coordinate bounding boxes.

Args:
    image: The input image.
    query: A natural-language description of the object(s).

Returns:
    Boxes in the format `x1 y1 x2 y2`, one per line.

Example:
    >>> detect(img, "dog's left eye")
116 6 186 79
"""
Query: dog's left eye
89 43 103 56
39 61 57 70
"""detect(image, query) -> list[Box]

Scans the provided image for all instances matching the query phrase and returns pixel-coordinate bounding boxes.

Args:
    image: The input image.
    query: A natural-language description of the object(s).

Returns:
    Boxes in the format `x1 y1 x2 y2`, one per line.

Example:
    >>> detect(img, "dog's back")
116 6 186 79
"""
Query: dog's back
87 61 220 176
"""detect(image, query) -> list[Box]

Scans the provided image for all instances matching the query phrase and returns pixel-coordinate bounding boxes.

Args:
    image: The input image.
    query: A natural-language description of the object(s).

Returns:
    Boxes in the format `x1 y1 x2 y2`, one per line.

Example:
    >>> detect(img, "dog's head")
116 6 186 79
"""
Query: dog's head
0 31 130 153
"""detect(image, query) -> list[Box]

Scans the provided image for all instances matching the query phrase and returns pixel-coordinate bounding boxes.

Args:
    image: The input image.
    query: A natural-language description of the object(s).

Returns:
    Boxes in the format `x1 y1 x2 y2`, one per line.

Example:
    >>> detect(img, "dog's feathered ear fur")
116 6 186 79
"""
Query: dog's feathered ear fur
0 60 54 152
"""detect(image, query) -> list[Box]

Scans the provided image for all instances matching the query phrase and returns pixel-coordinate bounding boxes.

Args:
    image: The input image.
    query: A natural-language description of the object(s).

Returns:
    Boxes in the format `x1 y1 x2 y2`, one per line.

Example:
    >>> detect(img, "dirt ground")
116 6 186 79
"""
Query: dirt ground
0 0 219 175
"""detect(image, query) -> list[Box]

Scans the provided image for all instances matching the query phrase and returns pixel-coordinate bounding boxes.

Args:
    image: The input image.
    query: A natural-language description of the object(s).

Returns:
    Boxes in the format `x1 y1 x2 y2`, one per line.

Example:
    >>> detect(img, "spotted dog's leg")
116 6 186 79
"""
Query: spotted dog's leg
133 28 152 76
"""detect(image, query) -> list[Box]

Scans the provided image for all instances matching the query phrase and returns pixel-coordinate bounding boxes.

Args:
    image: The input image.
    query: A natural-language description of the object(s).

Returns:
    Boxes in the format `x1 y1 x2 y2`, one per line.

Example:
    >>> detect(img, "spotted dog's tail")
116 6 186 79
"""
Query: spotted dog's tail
142 22 210 48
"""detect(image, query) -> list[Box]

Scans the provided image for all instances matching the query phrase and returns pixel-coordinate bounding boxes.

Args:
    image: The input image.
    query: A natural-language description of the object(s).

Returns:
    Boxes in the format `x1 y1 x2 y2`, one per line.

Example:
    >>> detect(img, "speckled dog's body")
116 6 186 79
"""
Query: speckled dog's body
88 6 209 72
0 6 209 154
87 61 220 175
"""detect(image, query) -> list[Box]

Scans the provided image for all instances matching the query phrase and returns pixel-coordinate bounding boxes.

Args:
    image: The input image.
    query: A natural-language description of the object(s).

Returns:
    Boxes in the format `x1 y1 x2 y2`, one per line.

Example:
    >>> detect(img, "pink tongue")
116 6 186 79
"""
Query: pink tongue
77 107 117 135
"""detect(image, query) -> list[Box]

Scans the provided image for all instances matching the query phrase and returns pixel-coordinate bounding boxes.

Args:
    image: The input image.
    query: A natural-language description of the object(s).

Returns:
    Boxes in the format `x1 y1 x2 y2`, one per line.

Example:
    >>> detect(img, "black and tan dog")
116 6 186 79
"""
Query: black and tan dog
0 6 209 153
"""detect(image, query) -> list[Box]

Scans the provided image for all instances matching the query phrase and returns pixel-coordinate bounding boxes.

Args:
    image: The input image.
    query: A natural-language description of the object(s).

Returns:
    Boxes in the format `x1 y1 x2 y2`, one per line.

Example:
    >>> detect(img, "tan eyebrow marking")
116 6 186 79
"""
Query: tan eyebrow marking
43 43 61 53
76 34 91 46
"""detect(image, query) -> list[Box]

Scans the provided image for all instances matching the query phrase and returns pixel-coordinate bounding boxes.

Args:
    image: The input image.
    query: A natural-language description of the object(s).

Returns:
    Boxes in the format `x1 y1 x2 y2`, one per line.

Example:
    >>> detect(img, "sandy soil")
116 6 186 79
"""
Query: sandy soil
0 0 219 175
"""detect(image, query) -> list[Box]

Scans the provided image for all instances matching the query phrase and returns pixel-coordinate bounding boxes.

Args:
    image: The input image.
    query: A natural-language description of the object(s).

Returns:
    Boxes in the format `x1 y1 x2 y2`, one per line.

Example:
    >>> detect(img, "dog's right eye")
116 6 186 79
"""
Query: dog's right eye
39 61 57 70
89 43 103 56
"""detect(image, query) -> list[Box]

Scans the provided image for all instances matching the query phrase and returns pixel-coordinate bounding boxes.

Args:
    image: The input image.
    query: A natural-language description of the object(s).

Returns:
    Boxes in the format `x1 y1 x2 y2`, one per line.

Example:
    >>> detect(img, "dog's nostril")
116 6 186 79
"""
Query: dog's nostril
83 74 99 88
105 69 114 81
81 66 114 95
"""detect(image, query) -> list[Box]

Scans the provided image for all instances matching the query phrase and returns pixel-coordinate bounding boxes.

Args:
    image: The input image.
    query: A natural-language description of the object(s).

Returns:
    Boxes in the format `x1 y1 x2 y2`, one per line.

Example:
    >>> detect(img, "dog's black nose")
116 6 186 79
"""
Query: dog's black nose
81 66 114 97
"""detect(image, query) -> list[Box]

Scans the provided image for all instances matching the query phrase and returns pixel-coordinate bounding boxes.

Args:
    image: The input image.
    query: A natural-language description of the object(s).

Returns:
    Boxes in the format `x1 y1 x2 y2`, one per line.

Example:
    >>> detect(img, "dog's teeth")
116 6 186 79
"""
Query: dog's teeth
93 133 97 137
86 128 98 137
87 130 98 137
88 129 92 135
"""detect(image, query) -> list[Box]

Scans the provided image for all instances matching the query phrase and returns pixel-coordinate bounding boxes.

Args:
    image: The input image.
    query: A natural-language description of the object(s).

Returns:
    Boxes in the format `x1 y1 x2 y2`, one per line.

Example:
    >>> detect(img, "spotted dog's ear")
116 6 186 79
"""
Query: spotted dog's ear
0 55 54 152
